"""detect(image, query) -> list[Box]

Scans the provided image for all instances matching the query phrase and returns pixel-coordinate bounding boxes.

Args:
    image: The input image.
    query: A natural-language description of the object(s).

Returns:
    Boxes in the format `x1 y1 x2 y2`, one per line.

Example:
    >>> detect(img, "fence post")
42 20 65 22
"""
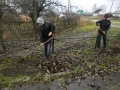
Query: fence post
52 38 54 53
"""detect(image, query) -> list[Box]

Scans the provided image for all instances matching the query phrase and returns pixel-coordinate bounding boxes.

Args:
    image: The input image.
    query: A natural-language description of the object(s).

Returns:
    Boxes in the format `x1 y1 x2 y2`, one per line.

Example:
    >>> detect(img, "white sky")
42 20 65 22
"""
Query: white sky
61 0 117 13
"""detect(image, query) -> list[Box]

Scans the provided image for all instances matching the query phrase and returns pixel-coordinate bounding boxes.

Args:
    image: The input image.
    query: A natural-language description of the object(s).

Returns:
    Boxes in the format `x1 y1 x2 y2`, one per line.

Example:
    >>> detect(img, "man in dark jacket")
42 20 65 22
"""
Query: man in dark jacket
95 13 113 49
36 17 55 59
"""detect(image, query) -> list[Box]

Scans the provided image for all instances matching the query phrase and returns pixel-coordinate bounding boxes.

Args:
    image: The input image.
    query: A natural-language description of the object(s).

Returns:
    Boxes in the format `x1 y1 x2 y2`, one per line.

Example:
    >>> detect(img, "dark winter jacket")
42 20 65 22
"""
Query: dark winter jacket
96 18 111 34
38 21 55 43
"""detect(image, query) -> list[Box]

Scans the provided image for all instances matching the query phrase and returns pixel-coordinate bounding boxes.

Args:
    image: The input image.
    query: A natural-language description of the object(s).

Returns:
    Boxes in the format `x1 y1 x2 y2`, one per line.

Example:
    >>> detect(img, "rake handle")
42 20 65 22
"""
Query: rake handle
22 36 54 58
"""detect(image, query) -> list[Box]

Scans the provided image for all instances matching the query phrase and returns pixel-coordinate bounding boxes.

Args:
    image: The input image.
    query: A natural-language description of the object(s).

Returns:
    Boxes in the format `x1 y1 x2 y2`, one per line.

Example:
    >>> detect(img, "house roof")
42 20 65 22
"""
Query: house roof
93 9 102 13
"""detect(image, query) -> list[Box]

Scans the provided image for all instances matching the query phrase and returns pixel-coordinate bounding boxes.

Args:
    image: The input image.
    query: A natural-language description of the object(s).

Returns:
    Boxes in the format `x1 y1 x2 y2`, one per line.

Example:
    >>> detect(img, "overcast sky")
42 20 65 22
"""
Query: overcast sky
61 0 117 13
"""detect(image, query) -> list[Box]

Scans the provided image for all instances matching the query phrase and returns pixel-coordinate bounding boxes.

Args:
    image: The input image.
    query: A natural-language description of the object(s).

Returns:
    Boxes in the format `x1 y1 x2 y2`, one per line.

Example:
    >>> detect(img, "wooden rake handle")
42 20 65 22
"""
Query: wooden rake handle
99 28 106 35
22 36 54 58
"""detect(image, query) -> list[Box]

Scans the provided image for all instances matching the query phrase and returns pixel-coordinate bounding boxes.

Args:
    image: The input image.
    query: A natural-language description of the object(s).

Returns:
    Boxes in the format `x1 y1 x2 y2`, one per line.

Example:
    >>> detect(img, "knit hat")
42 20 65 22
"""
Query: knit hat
36 17 44 24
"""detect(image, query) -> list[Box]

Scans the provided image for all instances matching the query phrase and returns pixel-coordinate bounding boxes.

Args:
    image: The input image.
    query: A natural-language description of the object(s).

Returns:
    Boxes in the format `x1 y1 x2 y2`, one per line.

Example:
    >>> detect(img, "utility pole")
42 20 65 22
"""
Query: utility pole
68 0 71 16
110 0 114 13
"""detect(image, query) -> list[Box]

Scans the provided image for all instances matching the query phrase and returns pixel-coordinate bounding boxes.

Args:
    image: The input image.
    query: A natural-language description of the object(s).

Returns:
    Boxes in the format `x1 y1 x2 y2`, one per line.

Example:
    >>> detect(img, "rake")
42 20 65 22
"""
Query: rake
20 36 54 62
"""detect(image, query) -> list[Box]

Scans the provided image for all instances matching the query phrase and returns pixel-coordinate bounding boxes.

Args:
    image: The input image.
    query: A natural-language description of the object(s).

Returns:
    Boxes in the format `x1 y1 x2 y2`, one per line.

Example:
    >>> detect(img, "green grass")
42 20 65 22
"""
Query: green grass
73 22 96 33
111 19 120 22
107 27 120 36
112 23 120 26
0 57 17 71
0 74 14 87
0 74 31 88
80 23 96 31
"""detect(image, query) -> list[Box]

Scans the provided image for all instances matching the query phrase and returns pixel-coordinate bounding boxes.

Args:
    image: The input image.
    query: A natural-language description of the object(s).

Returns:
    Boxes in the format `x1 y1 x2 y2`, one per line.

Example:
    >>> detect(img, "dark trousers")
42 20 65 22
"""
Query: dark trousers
96 33 106 48
44 40 51 59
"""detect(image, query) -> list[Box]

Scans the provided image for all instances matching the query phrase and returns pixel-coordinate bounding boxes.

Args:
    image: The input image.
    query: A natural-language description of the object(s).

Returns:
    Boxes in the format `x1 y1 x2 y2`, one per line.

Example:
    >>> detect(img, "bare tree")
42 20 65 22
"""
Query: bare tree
107 0 120 12
117 0 120 11
10 0 62 39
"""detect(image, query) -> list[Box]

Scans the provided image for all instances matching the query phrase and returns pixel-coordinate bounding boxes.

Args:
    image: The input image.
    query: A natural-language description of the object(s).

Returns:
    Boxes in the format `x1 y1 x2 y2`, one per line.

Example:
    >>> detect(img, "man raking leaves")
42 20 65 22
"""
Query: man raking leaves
36 17 55 60
95 13 113 49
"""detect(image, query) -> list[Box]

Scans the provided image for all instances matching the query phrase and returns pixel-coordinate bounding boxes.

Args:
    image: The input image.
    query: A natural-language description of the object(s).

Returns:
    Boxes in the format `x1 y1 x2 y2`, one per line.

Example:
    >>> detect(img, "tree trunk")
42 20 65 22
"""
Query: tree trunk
33 23 39 40
0 20 5 53
32 0 39 40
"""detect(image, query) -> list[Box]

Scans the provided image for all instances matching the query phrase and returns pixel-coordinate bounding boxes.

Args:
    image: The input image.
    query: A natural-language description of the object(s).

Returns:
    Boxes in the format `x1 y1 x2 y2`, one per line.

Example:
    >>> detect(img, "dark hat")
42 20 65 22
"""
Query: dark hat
104 13 113 18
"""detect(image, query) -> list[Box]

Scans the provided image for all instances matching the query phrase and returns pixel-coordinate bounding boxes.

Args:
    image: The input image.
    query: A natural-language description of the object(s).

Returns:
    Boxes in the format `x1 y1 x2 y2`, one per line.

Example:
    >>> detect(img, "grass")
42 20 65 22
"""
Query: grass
111 19 120 22
112 22 120 26
0 57 17 71
0 74 14 87
80 23 96 31
107 27 120 36
0 74 31 88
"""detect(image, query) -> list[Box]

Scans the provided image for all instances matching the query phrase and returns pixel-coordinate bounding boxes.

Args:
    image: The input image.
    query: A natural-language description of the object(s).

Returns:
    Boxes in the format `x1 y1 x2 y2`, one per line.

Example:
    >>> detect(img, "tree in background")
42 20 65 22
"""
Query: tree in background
0 0 63 52
117 0 120 11
0 0 79 53
11 0 62 39
108 0 120 12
